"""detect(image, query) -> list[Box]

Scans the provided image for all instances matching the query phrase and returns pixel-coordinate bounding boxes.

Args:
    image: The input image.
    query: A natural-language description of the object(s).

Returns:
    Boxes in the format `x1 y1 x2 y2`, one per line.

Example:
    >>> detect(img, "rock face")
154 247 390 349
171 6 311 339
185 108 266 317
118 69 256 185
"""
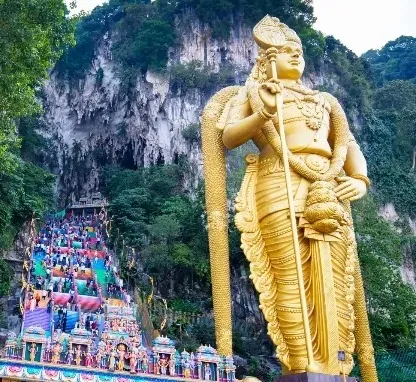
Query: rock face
379 203 416 291
41 14 260 204
0 222 31 346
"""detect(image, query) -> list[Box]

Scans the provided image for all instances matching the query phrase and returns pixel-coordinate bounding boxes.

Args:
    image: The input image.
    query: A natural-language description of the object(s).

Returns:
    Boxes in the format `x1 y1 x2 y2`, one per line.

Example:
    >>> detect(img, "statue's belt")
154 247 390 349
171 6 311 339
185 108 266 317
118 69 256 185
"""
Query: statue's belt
258 153 331 176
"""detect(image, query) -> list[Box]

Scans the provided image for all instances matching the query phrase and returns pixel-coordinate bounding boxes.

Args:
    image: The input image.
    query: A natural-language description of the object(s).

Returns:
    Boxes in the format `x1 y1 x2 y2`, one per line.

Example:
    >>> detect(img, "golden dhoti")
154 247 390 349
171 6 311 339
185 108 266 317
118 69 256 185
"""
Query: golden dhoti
240 154 355 374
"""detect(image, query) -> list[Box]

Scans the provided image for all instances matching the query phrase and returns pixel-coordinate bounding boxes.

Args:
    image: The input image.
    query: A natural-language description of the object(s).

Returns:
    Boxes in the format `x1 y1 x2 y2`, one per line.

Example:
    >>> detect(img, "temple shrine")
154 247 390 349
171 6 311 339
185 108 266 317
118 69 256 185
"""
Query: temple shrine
0 202 235 382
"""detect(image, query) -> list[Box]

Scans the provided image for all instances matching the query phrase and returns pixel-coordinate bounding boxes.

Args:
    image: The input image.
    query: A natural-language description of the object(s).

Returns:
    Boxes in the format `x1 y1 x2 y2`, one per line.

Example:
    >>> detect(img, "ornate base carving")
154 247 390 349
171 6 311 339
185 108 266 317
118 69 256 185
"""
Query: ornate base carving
276 373 357 382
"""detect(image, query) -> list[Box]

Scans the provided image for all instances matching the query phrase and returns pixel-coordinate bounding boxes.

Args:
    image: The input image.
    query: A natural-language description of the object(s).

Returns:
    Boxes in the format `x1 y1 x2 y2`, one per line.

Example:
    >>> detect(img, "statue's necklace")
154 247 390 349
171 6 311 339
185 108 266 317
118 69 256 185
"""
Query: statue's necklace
284 84 326 131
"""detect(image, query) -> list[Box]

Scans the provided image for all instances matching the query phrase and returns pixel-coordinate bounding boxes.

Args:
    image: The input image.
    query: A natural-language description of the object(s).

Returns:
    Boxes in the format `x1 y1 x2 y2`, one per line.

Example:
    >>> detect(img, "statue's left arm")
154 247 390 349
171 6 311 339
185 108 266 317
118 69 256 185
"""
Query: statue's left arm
343 133 368 177
326 94 369 202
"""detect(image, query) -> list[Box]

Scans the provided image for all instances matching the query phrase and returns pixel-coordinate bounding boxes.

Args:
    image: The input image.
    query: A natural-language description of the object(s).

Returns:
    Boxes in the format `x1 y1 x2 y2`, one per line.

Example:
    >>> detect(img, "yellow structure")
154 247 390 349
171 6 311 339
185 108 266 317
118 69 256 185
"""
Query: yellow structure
201 15 378 381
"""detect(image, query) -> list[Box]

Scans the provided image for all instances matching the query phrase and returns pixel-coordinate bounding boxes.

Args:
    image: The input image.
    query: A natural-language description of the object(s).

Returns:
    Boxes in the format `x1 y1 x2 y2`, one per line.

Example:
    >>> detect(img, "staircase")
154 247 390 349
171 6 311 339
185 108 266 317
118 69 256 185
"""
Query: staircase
24 308 50 331
53 310 79 333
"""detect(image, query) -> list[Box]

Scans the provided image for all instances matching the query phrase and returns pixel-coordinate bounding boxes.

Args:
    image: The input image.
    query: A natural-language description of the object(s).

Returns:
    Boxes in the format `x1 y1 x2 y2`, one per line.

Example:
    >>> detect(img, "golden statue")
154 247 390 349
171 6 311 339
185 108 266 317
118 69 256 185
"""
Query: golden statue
202 15 378 381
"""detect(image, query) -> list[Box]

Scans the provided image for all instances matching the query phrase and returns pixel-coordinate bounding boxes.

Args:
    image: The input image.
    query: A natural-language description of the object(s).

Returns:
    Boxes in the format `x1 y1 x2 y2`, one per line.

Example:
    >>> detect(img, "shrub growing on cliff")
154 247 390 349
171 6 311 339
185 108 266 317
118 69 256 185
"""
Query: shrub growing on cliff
56 2 122 79
170 60 235 93
0 259 12 297
363 36 416 86
55 0 326 82
182 123 201 143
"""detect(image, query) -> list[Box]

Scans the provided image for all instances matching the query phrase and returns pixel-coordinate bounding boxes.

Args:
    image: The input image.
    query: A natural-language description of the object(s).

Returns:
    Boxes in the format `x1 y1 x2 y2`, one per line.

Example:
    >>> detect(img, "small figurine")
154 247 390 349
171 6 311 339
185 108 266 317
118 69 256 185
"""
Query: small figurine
190 353 196 378
117 344 126 371
85 350 93 367
44 343 52 362
29 343 37 362
182 358 191 379
142 351 149 374
75 345 82 366
204 363 212 381
169 356 176 376
137 349 144 372
158 355 169 375
108 348 117 371
66 349 74 365
51 342 61 364
95 349 103 368
129 347 138 374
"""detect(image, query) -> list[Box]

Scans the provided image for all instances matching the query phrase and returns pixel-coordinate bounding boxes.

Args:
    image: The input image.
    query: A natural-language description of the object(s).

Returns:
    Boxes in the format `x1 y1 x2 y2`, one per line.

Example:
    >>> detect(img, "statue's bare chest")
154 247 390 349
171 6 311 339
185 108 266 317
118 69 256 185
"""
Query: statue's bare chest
281 88 331 134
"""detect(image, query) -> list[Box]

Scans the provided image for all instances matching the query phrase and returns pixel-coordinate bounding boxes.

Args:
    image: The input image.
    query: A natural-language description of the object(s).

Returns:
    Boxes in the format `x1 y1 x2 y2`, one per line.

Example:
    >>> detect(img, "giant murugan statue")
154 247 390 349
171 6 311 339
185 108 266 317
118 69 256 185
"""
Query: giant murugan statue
202 16 378 381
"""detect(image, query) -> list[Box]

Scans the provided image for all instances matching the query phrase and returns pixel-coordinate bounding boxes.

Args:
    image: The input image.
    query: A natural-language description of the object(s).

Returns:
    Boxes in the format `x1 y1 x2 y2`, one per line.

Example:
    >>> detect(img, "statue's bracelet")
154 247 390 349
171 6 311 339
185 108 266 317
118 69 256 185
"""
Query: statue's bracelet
257 108 277 120
350 174 371 187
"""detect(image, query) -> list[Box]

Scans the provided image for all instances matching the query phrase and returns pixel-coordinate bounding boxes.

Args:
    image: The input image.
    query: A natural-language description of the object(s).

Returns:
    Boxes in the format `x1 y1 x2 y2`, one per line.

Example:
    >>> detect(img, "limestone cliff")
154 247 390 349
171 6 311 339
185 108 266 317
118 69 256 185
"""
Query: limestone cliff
41 14 255 203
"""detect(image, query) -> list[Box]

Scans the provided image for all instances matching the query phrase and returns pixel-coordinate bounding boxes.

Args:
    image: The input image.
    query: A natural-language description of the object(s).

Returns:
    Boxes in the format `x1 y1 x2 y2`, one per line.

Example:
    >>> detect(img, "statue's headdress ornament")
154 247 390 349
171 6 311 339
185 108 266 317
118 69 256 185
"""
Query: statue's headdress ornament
253 15 302 50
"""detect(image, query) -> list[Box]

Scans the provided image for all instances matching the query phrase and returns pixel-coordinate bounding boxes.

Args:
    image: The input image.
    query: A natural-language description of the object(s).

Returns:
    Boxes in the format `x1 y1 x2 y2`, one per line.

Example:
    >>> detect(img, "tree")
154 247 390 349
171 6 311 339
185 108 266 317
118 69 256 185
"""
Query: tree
363 36 416 86
0 0 73 247
102 164 210 301
374 80 416 170
0 0 74 173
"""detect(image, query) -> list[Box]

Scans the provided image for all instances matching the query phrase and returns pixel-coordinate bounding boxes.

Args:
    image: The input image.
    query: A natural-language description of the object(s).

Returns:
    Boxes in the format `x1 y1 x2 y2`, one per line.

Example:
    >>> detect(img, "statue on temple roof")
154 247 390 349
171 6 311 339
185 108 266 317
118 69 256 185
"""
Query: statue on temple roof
108 347 117 371
74 345 82 366
29 343 37 362
66 348 74 365
129 346 138 374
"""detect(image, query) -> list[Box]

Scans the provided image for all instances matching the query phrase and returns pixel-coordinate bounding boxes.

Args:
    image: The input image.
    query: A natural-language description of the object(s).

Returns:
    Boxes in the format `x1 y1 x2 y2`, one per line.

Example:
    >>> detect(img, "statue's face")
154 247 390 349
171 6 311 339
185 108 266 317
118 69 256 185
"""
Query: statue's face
266 42 305 80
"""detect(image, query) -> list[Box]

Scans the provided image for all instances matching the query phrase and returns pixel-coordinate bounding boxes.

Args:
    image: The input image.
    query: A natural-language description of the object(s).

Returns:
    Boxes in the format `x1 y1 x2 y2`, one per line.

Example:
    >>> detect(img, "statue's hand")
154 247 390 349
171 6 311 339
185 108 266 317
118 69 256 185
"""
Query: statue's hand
258 79 283 114
334 176 367 202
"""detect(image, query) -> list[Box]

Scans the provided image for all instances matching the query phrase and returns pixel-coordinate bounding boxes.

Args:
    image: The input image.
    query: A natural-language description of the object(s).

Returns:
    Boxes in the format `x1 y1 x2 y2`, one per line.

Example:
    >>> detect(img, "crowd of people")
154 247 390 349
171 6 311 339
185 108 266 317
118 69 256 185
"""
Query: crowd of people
25 213 111 330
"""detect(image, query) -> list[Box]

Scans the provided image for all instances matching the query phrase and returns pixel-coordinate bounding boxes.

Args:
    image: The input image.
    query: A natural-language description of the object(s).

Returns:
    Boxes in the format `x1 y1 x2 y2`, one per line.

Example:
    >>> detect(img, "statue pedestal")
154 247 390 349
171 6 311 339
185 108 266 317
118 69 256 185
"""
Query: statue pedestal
276 373 357 382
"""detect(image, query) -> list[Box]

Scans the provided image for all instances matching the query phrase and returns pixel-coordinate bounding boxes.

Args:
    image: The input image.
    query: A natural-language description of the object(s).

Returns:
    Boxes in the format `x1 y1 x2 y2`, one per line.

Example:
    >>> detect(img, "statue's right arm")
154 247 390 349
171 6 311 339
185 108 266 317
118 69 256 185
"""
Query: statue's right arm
222 98 264 149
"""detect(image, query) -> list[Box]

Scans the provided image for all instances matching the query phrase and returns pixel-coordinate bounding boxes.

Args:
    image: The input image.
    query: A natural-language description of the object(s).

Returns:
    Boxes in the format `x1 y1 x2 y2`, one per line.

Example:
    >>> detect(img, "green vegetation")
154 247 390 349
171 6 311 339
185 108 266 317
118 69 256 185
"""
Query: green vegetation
363 36 416 86
101 163 210 300
322 36 372 113
0 161 55 249
0 0 74 173
170 60 236 93
373 81 416 173
0 259 13 297
181 123 201 142
56 0 324 84
353 197 416 351
176 0 325 63
55 3 121 79
0 1 73 245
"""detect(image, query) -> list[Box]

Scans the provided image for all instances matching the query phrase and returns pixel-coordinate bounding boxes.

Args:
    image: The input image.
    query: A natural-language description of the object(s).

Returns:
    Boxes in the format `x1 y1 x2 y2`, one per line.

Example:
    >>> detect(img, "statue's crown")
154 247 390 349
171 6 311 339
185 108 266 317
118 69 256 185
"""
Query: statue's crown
253 15 301 50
